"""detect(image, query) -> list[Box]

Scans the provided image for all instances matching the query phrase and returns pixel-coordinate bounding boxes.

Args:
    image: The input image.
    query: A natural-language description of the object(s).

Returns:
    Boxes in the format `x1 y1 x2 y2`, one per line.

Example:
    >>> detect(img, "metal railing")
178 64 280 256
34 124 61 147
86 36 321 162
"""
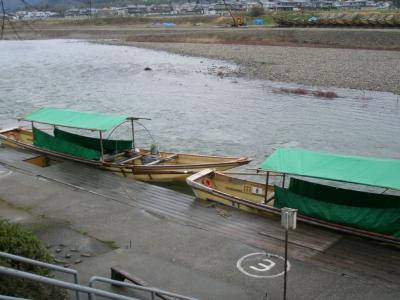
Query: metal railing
0 251 80 300
0 296 29 300
0 252 198 300
89 276 198 300
0 266 140 300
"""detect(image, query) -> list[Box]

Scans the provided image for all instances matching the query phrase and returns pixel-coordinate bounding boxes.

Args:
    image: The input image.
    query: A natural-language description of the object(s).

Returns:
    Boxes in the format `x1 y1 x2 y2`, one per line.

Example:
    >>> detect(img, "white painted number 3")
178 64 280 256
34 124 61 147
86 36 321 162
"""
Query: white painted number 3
236 252 290 278
249 259 276 272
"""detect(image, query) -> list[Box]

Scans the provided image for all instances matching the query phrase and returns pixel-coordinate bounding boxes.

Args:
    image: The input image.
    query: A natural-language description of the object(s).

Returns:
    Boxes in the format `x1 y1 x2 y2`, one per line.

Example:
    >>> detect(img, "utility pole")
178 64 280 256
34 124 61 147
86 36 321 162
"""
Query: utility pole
88 0 92 19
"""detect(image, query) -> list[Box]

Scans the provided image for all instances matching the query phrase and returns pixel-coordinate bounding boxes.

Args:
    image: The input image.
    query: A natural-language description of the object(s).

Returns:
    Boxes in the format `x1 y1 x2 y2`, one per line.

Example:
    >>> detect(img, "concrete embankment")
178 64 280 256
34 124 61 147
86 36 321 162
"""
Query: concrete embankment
0 147 399 299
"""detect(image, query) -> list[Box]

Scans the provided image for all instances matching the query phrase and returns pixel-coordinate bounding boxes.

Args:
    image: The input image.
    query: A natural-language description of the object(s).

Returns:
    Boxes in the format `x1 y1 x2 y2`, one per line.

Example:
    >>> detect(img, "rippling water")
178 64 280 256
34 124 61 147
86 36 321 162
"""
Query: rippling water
1 40 399 169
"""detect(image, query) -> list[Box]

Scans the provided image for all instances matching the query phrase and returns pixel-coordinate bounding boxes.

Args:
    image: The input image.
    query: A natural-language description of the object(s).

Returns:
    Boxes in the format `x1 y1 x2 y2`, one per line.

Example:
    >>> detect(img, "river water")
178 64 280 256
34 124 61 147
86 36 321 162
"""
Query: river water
0 40 399 169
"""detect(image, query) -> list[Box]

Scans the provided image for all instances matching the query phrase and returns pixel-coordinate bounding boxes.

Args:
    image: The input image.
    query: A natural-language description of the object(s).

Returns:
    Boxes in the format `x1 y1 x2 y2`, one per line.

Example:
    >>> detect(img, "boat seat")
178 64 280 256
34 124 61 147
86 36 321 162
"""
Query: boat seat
116 155 142 164
145 154 178 166
103 153 124 162
104 150 137 162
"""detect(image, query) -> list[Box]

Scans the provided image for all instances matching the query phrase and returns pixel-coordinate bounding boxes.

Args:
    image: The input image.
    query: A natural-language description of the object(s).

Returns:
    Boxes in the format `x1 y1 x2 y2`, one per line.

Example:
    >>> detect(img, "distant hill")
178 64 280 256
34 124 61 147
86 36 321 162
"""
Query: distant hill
3 0 37 10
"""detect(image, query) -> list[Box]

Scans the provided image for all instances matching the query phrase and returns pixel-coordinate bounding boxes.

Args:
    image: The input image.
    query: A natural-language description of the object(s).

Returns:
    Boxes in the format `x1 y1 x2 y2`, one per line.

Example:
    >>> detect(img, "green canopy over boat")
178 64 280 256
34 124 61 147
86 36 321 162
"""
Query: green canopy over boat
274 179 400 237
260 148 400 238
260 148 400 190
23 108 134 160
24 107 128 132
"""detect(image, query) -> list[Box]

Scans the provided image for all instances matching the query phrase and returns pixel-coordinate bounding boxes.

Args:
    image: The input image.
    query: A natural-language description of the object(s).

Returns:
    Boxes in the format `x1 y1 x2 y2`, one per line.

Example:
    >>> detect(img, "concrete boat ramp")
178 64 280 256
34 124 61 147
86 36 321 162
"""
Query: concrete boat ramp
0 147 399 299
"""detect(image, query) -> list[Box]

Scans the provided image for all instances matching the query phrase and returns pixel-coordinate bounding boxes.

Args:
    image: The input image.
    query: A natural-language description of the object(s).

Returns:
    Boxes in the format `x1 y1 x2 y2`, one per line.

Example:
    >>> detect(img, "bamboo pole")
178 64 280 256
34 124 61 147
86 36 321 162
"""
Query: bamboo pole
246 168 284 176
131 119 135 150
99 131 104 162
282 173 286 188
264 171 269 203
221 171 272 176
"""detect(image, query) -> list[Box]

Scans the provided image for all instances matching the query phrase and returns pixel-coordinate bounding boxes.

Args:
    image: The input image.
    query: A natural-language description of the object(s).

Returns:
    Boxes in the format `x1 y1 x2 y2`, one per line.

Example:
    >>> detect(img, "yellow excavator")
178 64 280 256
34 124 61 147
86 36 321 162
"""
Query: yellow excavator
223 0 246 27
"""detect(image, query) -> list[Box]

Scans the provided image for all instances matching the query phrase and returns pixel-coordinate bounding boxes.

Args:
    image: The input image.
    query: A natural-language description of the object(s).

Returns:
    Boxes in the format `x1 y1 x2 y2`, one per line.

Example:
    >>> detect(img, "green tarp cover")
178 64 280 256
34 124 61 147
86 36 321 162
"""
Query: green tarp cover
260 148 400 190
274 185 400 237
24 107 128 131
289 178 400 208
33 127 100 160
54 128 132 154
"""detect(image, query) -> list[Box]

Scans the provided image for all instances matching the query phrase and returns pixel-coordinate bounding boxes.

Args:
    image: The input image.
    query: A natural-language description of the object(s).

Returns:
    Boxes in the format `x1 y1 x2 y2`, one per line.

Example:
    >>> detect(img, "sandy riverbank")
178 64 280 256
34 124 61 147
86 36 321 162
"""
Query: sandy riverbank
115 41 400 94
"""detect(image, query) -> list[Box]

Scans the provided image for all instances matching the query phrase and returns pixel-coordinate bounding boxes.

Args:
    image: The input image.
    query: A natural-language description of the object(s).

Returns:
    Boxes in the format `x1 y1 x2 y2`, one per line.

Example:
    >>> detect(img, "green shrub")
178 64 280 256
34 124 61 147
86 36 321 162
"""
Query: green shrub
0 220 66 299
249 6 265 18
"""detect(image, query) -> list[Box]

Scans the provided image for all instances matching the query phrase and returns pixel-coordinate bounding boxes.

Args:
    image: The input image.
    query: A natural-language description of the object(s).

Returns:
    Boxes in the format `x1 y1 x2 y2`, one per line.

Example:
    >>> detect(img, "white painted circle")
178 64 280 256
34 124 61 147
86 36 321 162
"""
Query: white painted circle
0 166 12 178
236 252 291 278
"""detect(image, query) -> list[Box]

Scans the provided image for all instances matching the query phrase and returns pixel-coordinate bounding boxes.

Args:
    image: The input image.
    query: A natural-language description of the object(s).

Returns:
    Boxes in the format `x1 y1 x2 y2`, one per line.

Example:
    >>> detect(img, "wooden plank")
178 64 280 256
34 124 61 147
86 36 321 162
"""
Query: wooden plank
40 161 342 251
118 155 142 164
111 266 173 300
111 266 149 286
145 154 178 166
258 230 340 252
103 152 126 162
1 148 398 290
0 127 19 134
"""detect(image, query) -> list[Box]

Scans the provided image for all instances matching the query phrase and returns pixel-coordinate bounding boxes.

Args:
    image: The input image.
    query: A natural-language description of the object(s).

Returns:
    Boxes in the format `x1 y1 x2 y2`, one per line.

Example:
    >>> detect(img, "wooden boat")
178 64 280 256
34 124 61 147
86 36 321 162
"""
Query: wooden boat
186 148 400 245
0 108 250 182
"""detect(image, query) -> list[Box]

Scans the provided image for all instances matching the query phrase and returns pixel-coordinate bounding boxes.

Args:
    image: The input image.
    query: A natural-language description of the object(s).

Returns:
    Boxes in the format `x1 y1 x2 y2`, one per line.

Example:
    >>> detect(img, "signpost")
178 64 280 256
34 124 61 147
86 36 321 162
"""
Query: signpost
281 207 298 300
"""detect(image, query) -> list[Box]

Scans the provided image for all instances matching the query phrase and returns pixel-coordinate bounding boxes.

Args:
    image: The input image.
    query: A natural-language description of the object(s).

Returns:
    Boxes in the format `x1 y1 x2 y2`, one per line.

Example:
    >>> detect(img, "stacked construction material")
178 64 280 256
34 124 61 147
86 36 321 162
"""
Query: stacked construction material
274 13 400 27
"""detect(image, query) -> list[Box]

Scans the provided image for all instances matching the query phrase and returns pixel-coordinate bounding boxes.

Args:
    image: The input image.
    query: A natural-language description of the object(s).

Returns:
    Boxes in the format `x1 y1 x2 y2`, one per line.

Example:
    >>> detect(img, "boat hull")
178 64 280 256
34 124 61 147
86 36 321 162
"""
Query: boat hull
186 169 400 245
0 127 251 182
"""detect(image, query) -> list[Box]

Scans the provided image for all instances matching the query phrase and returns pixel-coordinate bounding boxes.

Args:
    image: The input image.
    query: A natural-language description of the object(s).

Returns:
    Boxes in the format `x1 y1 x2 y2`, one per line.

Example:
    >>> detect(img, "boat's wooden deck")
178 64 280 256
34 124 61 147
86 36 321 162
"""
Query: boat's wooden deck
0 147 399 290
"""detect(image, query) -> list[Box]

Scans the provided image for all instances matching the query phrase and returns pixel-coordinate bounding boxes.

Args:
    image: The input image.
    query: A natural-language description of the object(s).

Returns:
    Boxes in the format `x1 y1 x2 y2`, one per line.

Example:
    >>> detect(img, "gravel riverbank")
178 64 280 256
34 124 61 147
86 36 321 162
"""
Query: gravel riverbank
2 20 399 94
126 41 400 94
